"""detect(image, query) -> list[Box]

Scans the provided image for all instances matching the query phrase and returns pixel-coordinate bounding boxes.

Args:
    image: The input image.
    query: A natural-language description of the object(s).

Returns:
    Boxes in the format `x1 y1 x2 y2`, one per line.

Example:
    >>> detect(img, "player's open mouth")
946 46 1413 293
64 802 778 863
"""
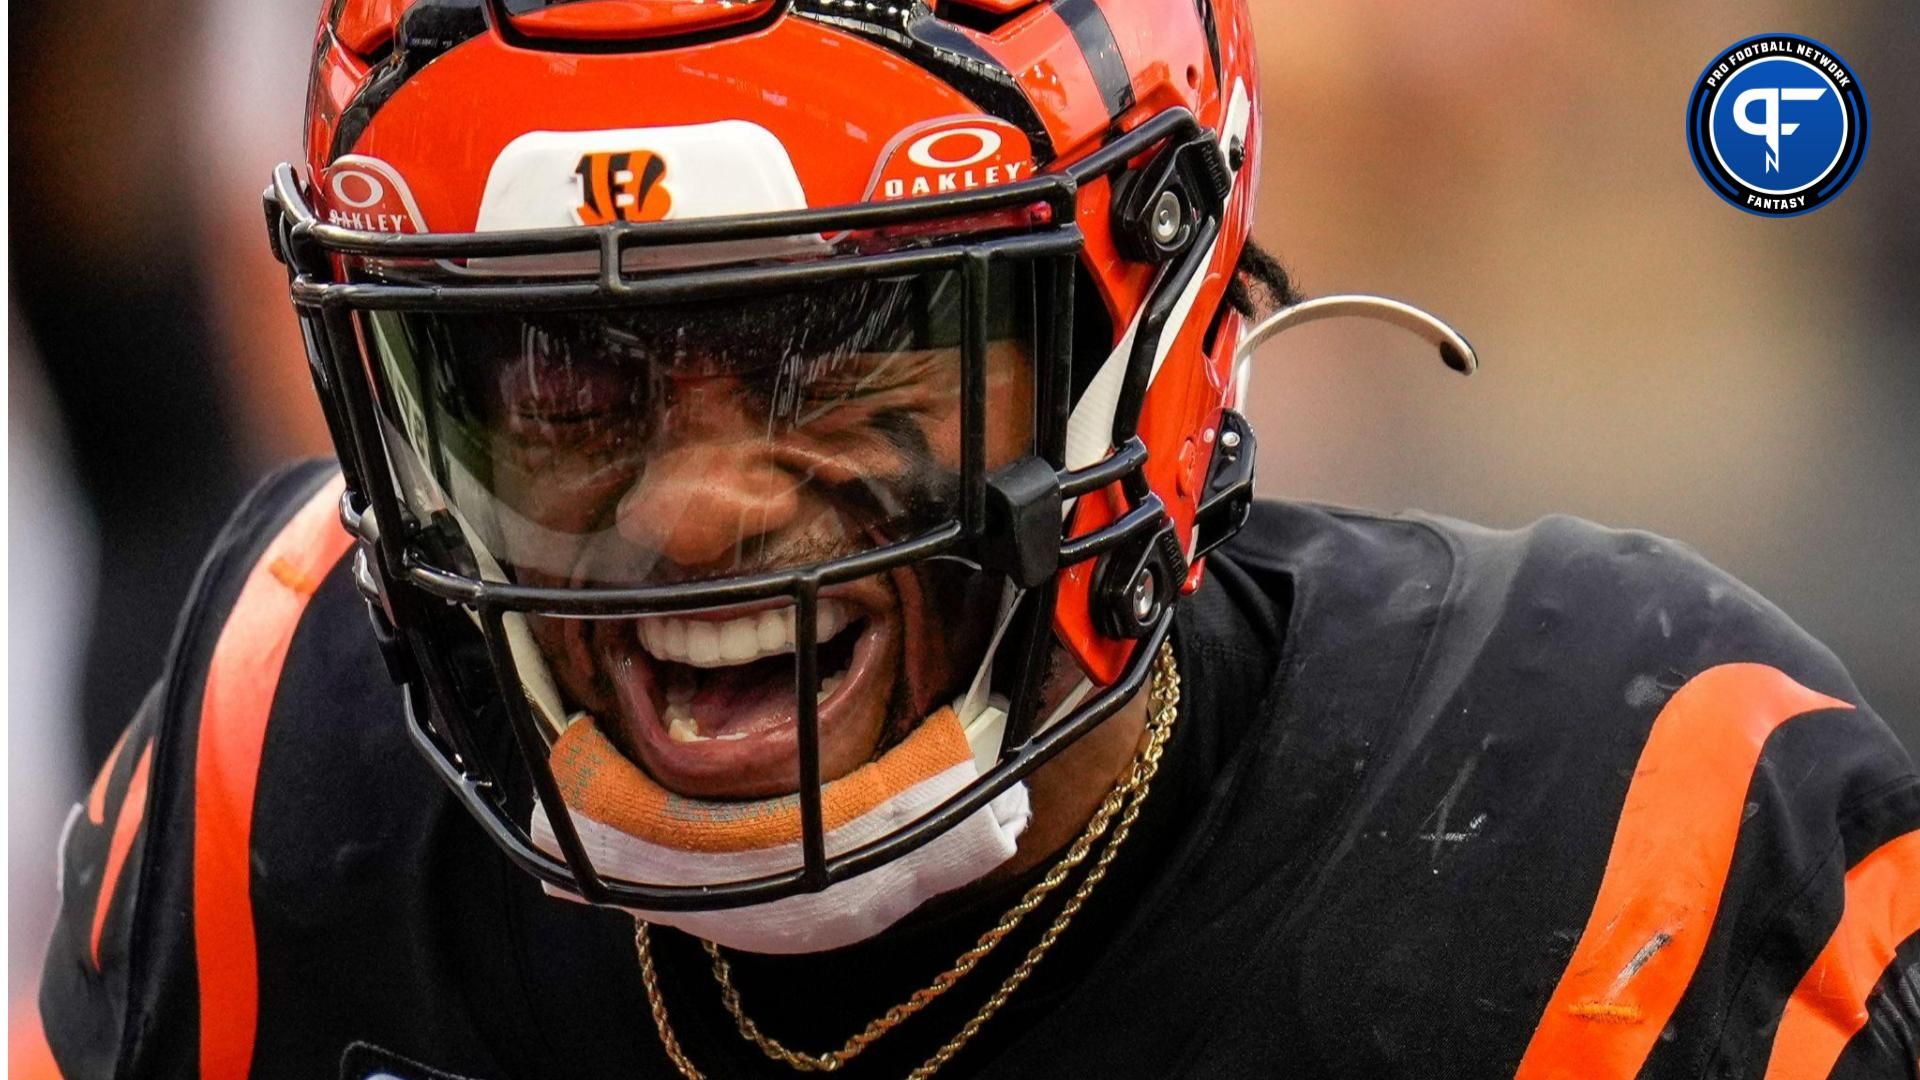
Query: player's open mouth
595 594 896 799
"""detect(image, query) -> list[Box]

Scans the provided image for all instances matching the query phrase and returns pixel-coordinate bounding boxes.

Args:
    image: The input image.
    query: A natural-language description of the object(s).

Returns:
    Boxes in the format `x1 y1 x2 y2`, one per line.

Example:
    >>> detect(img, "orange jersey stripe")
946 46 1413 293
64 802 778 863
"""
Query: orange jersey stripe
90 742 154 970
1516 663 1852 1080
192 475 350 1080
9 997 60 1080
1763 828 1920 1080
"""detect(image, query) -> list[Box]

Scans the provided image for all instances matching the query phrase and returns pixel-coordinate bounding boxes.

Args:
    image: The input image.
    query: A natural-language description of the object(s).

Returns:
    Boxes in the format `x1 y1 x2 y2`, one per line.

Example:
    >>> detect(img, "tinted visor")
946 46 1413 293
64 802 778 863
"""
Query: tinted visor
362 267 1036 593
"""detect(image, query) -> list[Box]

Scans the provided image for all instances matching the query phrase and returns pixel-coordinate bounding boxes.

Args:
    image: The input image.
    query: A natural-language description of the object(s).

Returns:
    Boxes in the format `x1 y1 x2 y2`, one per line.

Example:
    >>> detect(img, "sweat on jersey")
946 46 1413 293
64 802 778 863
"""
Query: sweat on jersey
38 460 1920 1078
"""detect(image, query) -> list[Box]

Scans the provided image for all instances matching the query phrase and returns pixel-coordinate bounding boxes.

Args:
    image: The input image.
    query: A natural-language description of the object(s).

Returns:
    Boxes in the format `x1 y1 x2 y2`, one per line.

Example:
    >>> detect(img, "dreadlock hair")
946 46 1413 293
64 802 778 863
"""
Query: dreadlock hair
1226 241 1299 319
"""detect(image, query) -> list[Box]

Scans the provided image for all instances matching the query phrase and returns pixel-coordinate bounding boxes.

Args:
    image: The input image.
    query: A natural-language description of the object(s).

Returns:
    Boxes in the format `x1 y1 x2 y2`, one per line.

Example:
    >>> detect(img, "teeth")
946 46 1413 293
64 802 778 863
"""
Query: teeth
818 673 844 703
685 622 720 666
636 600 858 669
757 611 787 653
719 618 759 663
664 702 758 743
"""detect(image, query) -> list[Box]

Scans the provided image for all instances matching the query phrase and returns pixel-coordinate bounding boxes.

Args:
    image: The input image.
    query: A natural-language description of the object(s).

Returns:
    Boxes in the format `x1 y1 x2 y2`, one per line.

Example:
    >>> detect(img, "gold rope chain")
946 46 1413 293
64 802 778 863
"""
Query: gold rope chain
635 640 1182 1080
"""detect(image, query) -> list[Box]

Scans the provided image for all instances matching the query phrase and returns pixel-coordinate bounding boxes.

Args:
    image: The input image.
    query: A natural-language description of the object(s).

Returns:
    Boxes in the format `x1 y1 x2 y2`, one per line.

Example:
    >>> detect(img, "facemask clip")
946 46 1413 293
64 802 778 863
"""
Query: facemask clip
1192 407 1257 560
982 456 1066 590
1111 133 1229 264
1092 512 1185 640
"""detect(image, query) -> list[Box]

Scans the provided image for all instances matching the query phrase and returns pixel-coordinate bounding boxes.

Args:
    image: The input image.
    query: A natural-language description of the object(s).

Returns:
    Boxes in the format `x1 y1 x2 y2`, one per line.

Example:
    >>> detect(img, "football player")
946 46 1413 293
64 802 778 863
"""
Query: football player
41 0 1920 1076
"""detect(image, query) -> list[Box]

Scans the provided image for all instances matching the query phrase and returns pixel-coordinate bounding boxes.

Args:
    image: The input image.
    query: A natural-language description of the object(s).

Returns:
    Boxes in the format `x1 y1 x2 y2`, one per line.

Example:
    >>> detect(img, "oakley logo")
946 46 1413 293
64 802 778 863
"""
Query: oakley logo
906 127 1003 170
318 156 426 233
869 117 1034 202
330 167 387 208
574 150 673 226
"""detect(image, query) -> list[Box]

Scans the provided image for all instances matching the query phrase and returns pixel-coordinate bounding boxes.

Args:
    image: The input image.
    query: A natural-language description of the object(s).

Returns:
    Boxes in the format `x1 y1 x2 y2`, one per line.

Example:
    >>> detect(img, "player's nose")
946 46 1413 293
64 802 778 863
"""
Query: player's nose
614 402 802 571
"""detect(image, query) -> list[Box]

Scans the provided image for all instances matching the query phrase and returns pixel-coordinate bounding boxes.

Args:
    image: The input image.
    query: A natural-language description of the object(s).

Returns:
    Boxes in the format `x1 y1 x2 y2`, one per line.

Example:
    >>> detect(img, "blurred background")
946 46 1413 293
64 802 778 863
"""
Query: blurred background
9 0 1916 1055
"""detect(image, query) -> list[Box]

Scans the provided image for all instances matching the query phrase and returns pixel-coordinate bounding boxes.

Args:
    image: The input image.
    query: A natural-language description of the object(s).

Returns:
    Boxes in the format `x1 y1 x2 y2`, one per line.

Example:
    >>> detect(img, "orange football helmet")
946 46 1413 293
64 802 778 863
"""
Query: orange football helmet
267 0 1264 912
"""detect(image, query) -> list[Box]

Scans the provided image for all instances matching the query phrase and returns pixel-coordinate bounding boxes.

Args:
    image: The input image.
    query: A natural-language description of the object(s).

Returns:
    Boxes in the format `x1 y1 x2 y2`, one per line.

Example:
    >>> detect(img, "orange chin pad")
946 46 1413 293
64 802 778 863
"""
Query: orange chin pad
549 707 970 854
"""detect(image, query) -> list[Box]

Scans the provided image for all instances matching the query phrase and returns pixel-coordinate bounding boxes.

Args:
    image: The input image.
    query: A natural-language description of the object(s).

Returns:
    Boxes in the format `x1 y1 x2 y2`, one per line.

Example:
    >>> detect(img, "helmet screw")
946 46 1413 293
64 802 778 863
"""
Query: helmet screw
1227 136 1246 171
1150 191 1185 246
1130 567 1159 623
1220 429 1242 451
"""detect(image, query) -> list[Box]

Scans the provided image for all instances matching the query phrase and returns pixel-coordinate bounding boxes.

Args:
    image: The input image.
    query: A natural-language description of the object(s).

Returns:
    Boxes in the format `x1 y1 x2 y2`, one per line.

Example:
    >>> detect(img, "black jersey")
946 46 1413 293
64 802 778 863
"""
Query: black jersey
42 461 1920 1078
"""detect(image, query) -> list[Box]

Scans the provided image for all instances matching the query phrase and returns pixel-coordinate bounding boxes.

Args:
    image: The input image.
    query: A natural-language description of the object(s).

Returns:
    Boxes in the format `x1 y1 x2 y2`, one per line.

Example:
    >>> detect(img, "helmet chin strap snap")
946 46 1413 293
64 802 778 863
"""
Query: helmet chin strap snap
1235 294 1480 376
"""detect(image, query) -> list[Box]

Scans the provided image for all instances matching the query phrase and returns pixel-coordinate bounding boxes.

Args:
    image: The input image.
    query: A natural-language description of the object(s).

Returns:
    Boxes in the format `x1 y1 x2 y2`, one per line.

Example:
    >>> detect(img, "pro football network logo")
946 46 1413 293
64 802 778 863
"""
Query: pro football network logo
573 150 673 225
1686 34 1868 217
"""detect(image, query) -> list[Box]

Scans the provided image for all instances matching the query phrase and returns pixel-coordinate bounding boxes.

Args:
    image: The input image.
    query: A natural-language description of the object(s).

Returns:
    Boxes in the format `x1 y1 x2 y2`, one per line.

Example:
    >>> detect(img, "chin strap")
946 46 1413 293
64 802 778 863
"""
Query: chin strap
532 705 1031 955
953 580 1025 773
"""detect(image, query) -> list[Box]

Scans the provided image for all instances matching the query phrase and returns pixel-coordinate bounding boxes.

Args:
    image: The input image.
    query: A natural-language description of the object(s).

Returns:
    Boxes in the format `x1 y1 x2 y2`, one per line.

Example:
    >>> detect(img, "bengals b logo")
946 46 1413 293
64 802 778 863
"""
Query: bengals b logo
573 150 672 225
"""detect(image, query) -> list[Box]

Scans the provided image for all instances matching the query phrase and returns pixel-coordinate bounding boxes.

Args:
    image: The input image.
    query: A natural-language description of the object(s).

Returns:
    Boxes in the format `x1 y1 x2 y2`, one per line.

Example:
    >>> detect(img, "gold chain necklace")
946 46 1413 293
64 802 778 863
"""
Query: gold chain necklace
635 640 1182 1080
